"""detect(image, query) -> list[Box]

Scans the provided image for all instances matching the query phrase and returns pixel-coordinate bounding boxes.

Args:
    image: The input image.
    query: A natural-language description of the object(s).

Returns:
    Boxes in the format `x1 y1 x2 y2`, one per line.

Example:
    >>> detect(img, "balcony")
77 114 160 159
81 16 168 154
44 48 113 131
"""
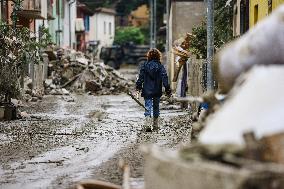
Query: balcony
47 0 54 20
17 0 47 19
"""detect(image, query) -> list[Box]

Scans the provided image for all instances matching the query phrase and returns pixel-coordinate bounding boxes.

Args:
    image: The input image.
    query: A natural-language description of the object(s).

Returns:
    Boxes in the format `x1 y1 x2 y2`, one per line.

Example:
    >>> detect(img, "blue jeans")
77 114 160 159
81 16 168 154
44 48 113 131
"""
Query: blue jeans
144 97 160 118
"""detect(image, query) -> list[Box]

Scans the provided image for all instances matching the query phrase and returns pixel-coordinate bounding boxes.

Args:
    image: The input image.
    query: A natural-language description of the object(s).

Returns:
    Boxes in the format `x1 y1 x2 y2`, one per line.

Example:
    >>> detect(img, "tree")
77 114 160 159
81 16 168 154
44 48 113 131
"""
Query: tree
189 0 234 58
0 23 51 102
114 27 145 45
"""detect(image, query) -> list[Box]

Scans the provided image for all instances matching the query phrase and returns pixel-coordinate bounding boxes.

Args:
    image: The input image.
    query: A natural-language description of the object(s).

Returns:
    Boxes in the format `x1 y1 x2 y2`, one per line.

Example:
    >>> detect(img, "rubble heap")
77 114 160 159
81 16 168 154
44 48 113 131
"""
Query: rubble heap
44 49 133 96
63 63 133 95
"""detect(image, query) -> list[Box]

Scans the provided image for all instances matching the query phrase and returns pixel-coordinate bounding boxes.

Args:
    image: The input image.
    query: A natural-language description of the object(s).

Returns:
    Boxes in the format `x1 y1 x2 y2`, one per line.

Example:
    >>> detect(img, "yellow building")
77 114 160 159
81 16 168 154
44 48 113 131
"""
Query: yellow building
128 4 149 27
250 0 284 27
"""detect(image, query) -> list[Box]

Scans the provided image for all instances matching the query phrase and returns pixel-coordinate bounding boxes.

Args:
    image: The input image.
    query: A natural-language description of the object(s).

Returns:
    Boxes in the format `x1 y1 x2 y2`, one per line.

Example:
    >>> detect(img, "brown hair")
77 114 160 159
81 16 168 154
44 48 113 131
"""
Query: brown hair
147 48 162 62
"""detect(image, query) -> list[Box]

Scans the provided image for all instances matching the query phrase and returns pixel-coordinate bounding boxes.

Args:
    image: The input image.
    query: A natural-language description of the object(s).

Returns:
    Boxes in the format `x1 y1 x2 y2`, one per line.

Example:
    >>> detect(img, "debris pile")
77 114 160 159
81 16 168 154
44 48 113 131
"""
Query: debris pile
22 77 44 102
44 78 70 96
45 49 133 96
62 63 133 95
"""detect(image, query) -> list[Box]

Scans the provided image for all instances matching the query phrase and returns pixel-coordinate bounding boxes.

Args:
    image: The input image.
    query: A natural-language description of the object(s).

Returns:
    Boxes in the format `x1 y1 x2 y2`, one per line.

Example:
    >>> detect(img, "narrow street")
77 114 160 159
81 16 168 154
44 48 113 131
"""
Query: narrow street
1 0 284 188
0 67 191 189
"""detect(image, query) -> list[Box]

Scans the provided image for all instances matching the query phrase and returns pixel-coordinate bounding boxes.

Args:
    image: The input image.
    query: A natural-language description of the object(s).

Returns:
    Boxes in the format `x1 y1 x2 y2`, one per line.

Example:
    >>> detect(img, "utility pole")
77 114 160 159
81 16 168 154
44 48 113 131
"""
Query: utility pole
149 0 153 48
206 0 214 90
166 0 170 66
149 0 156 48
153 0 156 48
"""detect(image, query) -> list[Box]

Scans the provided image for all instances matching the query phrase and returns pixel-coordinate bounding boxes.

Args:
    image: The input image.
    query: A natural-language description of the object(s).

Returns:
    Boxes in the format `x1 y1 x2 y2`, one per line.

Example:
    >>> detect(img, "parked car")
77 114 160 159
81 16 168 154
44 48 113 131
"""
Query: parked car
100 44 149 69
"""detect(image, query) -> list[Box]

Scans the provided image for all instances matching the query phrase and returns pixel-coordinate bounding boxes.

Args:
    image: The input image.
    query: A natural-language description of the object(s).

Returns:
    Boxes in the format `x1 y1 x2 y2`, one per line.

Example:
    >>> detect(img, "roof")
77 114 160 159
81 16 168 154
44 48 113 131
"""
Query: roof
94 8 116 15
77 2 93 15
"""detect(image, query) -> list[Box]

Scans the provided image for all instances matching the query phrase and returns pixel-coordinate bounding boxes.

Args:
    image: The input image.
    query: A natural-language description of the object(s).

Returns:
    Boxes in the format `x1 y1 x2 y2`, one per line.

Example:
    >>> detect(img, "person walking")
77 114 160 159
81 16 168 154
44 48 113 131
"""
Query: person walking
136 48 172 131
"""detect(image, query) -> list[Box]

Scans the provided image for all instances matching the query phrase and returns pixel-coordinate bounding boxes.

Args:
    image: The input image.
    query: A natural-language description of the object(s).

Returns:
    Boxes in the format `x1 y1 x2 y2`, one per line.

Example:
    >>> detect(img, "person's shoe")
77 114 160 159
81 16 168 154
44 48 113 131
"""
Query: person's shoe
153 117 159 130
144 117 153 132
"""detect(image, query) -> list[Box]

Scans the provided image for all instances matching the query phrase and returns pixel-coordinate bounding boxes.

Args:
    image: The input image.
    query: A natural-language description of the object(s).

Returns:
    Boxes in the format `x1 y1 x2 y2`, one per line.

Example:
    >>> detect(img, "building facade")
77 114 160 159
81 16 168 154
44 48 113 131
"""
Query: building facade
89 8 115 50
128 4 149 27
250 0 284 27
168 0 205 85
48 0 77 49
76 1 92 51
233 0 283 36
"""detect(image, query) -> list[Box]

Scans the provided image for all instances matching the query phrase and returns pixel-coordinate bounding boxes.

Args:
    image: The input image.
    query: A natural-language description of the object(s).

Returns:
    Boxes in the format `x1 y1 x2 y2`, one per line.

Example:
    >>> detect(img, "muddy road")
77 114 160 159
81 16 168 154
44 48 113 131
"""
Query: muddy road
0 68 192 189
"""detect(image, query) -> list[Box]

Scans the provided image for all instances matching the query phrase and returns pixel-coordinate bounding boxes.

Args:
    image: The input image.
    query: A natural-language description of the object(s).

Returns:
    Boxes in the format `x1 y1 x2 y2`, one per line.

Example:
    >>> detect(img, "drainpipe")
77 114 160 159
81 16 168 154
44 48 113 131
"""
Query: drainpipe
206 0 214 90
56 0 61 46
166 0 169 66
68 0 76 48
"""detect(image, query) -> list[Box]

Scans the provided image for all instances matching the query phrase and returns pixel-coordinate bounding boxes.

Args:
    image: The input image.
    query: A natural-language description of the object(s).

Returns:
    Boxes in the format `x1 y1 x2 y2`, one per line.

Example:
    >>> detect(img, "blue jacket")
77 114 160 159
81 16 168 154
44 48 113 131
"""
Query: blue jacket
136 60 170 98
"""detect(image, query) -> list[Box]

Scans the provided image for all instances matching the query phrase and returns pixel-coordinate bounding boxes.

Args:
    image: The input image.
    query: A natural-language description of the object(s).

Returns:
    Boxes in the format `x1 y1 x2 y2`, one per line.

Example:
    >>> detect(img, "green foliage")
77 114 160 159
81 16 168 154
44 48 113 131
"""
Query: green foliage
190 21 207 59
140 25 150 44
0 23 51 101
189 0 234 58
114 27 145 45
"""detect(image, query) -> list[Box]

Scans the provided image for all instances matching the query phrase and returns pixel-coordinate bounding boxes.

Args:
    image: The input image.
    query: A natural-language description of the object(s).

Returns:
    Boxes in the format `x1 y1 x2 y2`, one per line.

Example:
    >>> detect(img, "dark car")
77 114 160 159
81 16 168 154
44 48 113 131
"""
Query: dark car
100 45 149 69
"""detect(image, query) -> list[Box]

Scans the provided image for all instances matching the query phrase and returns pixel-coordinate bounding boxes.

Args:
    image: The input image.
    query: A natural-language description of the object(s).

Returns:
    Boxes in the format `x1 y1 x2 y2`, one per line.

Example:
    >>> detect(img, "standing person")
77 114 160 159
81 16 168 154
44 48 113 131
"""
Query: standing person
136 48 172 132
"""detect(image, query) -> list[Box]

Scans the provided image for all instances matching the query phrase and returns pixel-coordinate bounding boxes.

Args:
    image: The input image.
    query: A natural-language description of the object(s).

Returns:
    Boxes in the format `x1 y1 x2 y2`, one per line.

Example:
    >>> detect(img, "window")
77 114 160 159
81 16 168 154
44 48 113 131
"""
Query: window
109 22 111 35
268 0 272 15
84 16 90 32
104 21 106 34
0 0 8 22
254 4 258 25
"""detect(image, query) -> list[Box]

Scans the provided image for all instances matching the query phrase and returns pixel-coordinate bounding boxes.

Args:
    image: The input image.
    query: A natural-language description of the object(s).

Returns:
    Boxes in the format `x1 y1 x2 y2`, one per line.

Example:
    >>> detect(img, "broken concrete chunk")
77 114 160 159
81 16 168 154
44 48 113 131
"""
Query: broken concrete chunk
44 79 53 87
20 111 30 119
61 95 75 102
50 84 56 89
85 80 102 92
50 89 63 95
31 97 38 102
260 132 284 164
143 145 284 189
62 88 70 95
24 77 33 90
200 66 284 145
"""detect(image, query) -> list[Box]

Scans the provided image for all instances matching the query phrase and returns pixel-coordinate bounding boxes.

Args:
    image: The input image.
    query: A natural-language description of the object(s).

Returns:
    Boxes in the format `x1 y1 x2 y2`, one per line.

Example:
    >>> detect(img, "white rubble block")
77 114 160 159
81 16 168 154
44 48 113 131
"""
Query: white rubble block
76 57 89 65
50 89 63 95
20 111 30 119
143 145 284 189
44 79 53 87
200 65 284 145
217 5 284 91
50 84 56 89
62 88 70 95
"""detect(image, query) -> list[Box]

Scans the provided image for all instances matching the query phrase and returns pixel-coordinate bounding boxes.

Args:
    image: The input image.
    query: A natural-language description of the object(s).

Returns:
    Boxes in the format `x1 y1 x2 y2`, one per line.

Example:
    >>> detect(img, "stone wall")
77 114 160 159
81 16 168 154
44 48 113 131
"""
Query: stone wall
29 53 49 96
187 57 204 112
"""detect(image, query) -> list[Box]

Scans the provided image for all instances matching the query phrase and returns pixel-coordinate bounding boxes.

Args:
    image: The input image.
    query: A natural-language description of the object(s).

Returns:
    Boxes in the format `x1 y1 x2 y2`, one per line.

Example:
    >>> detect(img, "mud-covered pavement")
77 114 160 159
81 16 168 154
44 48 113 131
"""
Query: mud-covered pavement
0 68 192 189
